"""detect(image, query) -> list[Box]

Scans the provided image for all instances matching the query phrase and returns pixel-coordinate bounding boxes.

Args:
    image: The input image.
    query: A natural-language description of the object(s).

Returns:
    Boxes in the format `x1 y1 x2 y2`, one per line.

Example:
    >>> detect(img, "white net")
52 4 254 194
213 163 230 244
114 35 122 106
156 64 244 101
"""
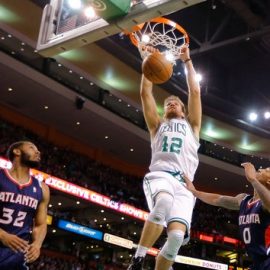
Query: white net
131 20 188 64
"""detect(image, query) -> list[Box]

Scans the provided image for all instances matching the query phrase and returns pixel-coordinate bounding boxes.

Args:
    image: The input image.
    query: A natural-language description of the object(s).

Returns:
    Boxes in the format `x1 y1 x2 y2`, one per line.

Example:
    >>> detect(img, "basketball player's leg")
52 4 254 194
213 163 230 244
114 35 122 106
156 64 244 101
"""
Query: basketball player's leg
128 172 175 269
136 173 175 251
155 222 186 270
128 191 174 270
137 191 173 248
155 183 195 270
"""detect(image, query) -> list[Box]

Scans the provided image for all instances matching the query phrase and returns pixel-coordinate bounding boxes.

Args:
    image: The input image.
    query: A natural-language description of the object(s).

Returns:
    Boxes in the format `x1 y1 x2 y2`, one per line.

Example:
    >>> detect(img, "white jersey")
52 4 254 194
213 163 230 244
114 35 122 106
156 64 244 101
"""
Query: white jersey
149 118 200 181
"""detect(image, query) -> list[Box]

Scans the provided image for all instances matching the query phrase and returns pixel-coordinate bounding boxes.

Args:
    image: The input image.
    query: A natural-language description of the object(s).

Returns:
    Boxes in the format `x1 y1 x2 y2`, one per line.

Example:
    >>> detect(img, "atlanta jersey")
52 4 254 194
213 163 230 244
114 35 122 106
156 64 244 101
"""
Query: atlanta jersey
239 195 270 269
0 168 43 269
149 118 200 181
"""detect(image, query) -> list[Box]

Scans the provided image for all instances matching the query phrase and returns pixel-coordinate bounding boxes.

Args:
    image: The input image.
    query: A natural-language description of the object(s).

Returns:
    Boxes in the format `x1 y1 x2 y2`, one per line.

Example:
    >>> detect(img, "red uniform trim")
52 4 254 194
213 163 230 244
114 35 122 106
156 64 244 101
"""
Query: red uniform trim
265 225 270 249
4 169 32 188
247 197 260 208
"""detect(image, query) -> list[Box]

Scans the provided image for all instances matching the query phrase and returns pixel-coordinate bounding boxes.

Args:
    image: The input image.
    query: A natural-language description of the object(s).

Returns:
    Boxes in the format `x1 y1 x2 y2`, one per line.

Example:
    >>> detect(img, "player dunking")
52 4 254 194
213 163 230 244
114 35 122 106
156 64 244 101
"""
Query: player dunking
128 44 201 270
184 162 270 270
0 141 50 270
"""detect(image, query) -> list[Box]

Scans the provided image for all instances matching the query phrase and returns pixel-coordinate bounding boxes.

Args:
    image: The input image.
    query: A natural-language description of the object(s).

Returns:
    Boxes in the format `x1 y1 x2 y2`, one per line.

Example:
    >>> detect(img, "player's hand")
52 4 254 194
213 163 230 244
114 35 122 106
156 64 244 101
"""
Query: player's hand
241 162 257 183
0 231 29 253
178 44 190 62
25 243 41 263
183 174 196 194
141 45 160 54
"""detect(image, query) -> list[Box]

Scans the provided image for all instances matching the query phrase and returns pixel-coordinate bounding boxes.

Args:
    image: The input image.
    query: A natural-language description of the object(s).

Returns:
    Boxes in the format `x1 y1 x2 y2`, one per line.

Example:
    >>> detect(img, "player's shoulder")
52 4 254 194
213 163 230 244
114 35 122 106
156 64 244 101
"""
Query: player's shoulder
40 181 50 202
40 181 49 191
236 193 250 205
31 174 42 185
181 117 192 128
160 118 166 124
31 176 50 199
237 193 249 200
31 175 48 193
154 119 165 132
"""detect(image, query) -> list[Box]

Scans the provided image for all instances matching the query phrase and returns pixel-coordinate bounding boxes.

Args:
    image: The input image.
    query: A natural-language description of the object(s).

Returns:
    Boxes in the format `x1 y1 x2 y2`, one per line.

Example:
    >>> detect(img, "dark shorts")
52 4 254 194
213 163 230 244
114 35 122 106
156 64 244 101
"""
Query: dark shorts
0 248 28 270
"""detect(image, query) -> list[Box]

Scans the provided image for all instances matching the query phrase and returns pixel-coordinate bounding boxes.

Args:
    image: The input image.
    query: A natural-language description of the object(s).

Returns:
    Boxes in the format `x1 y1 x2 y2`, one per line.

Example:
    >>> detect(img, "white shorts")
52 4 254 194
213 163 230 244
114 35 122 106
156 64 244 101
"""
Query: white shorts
143 171 196 235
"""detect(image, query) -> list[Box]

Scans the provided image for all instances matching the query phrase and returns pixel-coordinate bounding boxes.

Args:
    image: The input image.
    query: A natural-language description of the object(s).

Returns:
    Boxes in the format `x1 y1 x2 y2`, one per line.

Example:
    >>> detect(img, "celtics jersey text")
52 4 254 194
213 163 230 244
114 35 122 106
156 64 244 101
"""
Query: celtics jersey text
149 119 199 180
239 195 270 269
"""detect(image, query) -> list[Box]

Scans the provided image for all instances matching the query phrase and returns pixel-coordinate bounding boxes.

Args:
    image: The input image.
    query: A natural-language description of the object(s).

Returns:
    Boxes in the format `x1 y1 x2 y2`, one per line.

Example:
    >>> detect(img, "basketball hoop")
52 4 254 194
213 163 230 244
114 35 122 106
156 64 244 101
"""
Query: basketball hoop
126 17 189 65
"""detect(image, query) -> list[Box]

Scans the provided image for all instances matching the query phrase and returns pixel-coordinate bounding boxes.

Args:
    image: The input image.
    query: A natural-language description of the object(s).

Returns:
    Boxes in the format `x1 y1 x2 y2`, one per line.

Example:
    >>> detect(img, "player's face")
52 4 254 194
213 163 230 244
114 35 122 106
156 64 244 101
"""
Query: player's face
164 99 184 119
256 168 270 183
19 142 41 168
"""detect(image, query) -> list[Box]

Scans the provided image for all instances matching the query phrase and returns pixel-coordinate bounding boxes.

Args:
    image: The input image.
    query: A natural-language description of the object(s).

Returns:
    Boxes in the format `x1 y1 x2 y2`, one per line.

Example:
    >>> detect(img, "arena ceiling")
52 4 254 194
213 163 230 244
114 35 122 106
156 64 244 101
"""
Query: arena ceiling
0 0 269 195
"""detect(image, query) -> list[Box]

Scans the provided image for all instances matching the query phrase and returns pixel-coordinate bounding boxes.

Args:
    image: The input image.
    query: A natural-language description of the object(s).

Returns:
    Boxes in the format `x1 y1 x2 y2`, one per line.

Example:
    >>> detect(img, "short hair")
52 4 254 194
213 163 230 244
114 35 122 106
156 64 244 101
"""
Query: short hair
164 95 186 115
6 141 29 161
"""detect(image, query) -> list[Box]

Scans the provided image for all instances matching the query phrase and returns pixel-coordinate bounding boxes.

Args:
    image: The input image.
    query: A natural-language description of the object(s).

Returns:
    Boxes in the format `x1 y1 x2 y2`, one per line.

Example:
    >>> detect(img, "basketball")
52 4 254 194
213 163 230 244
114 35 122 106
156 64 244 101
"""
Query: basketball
142 52 173 84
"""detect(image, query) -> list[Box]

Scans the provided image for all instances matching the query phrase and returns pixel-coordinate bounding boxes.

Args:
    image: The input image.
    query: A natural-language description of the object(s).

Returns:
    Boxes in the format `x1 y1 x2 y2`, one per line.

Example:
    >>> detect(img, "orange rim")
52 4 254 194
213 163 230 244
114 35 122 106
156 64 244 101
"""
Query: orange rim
126 17 189 48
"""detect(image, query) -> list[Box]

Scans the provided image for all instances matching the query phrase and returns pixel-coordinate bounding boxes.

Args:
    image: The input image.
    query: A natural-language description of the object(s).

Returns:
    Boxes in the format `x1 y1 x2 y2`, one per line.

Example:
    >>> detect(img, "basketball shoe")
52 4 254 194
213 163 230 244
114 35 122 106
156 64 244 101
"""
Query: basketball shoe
127 256 144 270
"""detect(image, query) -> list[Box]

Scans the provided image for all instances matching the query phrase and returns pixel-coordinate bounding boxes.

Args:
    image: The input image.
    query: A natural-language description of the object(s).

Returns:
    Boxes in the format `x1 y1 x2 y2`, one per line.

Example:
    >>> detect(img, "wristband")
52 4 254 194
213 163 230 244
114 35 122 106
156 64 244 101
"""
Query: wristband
183 58 191 63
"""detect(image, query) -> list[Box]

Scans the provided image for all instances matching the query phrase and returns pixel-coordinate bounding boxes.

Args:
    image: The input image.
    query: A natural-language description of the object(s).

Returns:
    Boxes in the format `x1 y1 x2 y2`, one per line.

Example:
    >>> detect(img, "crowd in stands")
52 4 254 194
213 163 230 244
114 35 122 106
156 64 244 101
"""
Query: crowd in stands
192 200 239 238
29 254 126 270
29 255 80 270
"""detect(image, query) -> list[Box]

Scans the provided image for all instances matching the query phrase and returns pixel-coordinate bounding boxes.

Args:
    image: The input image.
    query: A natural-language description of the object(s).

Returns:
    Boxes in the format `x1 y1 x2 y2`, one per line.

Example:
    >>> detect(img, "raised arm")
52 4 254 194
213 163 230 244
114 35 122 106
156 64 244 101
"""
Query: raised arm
184 175 245 210
197 192 244 210
26 182 50 263
242 163 270 212
179 45 201 139
140 75 161 138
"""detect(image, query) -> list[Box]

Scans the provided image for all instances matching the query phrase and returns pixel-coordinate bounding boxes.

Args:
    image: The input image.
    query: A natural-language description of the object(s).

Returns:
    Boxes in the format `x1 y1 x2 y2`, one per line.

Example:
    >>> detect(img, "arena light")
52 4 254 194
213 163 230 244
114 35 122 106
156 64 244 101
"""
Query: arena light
68 0 82 10
223 236 238 245
165 51 174 62
0 5 19 23
204 126 219 139
264 111 270 119
203 122 233 140
199 234 214 242
143 0 163 6
47 215 53 225
227 253 237 259
248 112 257 122
84 6 96 18
141 34 150 43
238 135 261 151
195 73 202 82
